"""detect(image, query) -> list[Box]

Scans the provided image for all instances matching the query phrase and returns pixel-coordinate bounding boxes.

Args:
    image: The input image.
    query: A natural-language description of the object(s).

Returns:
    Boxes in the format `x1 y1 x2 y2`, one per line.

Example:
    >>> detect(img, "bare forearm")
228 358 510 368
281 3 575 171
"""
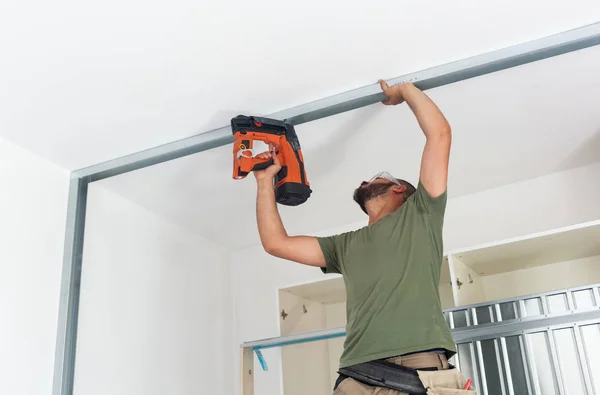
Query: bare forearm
255 179 326 266
378 80 451 197
400 83 451 139
252 150 326 266
256 179 288 251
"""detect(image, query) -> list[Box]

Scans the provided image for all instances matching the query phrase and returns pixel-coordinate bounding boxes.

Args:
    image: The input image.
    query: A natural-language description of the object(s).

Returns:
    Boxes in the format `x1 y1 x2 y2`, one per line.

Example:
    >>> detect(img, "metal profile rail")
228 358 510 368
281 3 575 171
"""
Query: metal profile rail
72 21 600 182
243 327 346 351
53 21 600 395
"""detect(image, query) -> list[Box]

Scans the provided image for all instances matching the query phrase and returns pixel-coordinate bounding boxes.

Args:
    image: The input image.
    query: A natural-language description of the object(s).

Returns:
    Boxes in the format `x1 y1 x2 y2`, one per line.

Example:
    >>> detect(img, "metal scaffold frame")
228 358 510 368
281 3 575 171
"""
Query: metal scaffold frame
53 22 600 395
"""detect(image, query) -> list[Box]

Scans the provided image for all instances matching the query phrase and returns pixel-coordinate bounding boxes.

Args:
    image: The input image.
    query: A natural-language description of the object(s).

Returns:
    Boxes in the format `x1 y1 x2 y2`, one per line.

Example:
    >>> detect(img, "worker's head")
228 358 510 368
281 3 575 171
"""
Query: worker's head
353 171 416 215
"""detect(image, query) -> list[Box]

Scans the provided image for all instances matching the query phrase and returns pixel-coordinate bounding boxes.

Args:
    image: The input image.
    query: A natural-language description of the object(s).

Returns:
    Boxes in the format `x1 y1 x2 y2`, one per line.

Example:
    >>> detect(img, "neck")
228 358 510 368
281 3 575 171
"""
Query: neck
367 198 404 225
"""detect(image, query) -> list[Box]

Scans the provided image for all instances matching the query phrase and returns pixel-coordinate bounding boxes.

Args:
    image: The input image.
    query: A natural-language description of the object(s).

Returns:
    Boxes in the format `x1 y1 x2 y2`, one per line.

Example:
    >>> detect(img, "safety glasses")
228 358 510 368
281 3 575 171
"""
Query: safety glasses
367 171 401 185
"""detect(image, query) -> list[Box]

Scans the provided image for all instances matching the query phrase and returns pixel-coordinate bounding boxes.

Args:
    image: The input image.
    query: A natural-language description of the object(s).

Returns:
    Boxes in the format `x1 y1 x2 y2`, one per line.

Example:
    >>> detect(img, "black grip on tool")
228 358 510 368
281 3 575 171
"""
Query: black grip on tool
251 159 274 171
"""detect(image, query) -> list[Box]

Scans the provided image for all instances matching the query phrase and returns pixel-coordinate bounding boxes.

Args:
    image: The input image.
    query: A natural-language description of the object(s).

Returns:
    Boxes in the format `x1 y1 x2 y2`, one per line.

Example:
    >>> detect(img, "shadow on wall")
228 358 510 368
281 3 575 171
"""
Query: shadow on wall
559 129 600 171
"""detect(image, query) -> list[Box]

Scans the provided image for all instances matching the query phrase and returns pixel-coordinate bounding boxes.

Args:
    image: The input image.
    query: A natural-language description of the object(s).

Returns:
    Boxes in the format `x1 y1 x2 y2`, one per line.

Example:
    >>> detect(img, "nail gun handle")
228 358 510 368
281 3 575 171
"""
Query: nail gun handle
251 158 274 171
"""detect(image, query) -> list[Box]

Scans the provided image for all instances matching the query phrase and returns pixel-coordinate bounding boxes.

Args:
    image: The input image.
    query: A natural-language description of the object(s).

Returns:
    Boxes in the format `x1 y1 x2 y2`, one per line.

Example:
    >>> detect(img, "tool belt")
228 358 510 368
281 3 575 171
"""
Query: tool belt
338 359 475 394
338 359 429 394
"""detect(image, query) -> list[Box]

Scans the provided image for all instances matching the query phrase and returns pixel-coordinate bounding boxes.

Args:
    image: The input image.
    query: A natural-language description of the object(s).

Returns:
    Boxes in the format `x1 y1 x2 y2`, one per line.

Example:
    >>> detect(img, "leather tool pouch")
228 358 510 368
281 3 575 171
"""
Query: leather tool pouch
417 369 477 394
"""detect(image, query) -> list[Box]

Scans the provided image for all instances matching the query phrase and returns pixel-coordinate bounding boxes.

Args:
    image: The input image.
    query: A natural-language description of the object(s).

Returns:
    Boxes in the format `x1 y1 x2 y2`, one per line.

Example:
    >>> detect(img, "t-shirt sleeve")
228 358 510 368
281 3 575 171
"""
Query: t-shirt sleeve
316 234 344 275
410 180 448 216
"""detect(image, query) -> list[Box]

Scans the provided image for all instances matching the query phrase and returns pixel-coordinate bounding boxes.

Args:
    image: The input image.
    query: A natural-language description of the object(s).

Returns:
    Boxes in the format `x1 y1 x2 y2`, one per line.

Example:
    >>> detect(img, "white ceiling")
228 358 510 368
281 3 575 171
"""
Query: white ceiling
1 1 600 249
1 0 599 169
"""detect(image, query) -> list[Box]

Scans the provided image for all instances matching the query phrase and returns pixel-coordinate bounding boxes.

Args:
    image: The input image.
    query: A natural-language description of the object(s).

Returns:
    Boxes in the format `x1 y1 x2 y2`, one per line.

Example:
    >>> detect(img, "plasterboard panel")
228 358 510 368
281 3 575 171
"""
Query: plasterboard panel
454 221 600 275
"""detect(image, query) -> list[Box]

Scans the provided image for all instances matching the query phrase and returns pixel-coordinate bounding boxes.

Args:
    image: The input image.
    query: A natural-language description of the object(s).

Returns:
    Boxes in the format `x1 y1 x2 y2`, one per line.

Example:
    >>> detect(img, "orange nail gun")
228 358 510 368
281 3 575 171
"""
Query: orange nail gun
231 114 312 206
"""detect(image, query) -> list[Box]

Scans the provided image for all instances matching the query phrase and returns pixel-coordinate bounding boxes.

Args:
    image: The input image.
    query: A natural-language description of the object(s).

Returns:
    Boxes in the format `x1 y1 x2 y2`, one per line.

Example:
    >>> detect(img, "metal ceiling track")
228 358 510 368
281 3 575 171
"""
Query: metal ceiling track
54 22 600 395
73 22 600 182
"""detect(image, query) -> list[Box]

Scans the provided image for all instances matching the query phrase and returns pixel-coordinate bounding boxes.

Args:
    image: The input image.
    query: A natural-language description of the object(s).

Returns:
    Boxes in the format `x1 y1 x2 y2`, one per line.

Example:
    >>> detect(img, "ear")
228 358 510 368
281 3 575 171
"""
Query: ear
391 185 407 195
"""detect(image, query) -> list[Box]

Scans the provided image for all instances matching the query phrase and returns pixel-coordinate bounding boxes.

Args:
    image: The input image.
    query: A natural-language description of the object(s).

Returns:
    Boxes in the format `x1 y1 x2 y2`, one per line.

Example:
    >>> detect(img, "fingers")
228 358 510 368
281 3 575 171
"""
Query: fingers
379 79 392 104
254 143 281 169
255 149 280 167
268 143 280 164
379 79 389 91
269 142 279 155
255 145 276 159
272 151 281 166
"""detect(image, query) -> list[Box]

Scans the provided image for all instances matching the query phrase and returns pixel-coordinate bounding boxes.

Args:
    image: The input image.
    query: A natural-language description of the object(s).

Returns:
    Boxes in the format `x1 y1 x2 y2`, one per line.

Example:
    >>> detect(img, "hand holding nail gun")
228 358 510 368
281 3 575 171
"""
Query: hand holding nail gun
252 144 281 181
231 115 312 206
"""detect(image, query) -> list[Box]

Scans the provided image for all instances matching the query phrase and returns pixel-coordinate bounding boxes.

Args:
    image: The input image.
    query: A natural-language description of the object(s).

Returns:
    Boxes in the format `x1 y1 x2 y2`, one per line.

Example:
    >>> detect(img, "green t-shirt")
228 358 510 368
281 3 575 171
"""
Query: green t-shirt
316 181 456 368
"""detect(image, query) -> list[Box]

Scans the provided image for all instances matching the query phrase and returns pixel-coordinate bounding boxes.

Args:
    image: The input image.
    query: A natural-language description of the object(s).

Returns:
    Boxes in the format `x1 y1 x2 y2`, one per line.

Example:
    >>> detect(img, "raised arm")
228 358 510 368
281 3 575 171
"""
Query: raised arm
253 147 327 267
379 80 452 197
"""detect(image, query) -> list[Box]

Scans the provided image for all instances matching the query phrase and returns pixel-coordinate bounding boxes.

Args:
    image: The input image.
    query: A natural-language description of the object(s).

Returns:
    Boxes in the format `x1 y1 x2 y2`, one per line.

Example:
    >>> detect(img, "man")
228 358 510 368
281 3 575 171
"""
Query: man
253 81 464 394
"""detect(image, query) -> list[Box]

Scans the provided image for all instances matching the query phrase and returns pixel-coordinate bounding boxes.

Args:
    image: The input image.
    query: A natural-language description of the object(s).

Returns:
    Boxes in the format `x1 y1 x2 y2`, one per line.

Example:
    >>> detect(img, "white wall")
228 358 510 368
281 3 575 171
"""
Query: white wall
454 254 600 306
0 137 69 395
73 184 232 395
231 222 358 395
279 291 330 395
481 255 600 302
451 256 487 306
444 162 600 251
230 162 600 395
325 303 346 390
